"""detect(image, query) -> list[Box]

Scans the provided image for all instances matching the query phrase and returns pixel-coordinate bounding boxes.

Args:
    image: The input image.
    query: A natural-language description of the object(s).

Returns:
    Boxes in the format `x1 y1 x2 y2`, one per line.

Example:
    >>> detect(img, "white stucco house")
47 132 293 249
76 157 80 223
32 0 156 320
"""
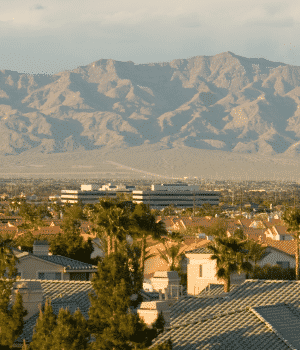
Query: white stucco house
185 247 246 295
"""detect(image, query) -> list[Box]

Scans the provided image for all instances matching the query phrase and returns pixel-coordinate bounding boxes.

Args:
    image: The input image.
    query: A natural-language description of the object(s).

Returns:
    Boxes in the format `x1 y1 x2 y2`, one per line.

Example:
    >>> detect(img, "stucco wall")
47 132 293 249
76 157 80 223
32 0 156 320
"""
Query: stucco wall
17 256 67 280
187 254 246 295
187 255 220 295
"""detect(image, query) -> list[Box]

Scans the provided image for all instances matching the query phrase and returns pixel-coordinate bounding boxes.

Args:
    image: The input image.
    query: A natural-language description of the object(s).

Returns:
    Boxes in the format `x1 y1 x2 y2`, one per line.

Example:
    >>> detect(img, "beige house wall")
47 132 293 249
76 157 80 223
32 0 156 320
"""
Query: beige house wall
17 256 68 280
187 255 220 295
187 254 246 295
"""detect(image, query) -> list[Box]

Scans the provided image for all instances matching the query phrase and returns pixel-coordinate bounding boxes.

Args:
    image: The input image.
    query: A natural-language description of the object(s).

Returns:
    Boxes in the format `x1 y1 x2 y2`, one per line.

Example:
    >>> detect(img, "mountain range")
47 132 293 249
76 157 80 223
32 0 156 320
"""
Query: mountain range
1 51 300 180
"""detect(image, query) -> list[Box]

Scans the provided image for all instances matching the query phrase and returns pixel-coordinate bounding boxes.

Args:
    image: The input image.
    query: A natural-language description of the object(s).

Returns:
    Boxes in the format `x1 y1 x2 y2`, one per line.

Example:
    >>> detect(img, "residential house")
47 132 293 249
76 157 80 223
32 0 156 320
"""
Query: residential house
143 238 210 279
185 247 246 295
259 246 295 269
14 241 97 281
264 225 293 241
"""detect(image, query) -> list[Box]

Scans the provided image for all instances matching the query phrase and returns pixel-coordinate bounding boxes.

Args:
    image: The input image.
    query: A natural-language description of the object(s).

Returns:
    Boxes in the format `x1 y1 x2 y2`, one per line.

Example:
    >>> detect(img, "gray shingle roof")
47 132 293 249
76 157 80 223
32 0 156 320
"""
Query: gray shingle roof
251 303 300 349
170 280 300 328
185 247 212 254
35 255 97 271
151 307 291 350
149 280 300 349
197 283 239 297
14 279 95 346
14 279 163 347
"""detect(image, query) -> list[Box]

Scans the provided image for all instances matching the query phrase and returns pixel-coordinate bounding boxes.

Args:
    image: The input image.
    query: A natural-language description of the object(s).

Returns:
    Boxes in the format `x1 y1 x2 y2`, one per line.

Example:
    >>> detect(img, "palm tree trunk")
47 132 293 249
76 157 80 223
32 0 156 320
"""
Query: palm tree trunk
296 236 299 280
107 235 112 256
224 276 230 293
140 235 146 275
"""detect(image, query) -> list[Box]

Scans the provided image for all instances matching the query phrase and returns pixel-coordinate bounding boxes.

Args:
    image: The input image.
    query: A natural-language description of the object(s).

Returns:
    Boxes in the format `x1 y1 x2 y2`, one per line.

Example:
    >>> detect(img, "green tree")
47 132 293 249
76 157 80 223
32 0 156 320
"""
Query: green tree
199 218 228 239
0 238 27 348
207 236 253 292
252 264 295 280
49 205 94 264
162 204 176 217
30 299 57 350
90 199 133 255
88 252 157 350
245 240 266 266
131 204 168 275
150 339 173 350
282 207 300 280
51 308 90 350
157 232 185 272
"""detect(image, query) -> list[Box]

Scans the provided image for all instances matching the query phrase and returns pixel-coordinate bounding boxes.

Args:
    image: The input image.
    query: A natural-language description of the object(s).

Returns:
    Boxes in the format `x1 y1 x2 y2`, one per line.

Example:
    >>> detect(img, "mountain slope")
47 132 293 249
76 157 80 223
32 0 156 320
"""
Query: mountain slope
0 51 300 158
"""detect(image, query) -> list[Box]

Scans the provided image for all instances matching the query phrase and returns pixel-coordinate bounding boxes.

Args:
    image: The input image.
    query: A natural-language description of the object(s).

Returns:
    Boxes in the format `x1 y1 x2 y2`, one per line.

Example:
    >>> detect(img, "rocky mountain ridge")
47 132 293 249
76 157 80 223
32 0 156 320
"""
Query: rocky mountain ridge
1 51 300 158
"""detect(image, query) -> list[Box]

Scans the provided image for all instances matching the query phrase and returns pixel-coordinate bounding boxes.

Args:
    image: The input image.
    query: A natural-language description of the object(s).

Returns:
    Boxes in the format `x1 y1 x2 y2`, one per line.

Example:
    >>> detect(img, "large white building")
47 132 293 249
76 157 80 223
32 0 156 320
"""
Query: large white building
132 183 220 209
61 184 116 204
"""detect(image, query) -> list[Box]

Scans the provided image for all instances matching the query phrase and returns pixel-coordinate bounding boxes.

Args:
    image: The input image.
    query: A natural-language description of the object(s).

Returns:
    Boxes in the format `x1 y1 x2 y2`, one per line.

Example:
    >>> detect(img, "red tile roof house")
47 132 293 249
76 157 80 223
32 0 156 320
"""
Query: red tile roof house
264 225 294 241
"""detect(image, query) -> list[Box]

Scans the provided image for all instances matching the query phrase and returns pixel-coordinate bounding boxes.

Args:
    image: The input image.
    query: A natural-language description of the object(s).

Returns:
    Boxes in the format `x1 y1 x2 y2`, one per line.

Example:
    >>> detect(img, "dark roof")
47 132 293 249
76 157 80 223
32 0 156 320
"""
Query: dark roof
14 279 94 346
35 255 97 271
33 240 49 245
185 247 212 254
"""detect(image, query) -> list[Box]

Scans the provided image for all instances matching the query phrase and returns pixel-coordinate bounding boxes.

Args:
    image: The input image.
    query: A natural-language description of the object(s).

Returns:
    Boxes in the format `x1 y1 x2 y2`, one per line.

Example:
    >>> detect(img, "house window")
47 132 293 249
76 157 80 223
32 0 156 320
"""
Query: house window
38 272 62 280
276 262 290 269
70 272 89 281
199 265 203 277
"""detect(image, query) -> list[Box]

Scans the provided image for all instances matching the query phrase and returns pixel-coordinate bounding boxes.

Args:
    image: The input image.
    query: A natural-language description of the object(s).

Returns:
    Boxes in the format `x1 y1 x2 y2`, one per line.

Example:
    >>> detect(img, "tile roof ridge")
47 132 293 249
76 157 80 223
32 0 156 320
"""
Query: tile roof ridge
246 279 300 283
19 278 92 284
42 254 96 266
250 304 296 350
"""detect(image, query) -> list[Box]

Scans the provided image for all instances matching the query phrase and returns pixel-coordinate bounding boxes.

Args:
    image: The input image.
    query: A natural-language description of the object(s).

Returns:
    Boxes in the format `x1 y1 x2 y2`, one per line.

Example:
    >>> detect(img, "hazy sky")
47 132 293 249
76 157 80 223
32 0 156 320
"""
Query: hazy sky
1 0 299 74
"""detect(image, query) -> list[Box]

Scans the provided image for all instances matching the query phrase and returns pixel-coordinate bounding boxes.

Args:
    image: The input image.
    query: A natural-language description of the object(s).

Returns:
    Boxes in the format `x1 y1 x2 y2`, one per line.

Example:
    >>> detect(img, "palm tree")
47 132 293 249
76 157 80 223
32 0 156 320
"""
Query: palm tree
207 236 252 292
157 232 185 272
245 239 266 266
199 218 229 239
131 203 168 275
282 207 300 280
91 199 132 255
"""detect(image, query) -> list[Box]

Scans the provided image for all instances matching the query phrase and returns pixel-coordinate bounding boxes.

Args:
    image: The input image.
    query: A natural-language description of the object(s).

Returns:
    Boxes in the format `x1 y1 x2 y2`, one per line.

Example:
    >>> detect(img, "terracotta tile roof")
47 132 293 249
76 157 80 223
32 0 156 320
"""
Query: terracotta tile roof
263 218 284 227
262 239 297 256
238 218 253 228
273 225 292 236
31 226 62 236
249 220 267 229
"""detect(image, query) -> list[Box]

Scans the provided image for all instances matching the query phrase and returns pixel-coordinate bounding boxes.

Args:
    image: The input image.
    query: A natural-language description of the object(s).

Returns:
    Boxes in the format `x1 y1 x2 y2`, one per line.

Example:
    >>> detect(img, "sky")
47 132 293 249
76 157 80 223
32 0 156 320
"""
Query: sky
1 0 300 75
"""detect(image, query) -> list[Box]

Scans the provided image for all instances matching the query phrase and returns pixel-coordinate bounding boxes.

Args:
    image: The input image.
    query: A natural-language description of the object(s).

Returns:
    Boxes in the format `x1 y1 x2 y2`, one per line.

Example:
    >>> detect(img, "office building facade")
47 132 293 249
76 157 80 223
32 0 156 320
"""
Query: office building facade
132 183 220 210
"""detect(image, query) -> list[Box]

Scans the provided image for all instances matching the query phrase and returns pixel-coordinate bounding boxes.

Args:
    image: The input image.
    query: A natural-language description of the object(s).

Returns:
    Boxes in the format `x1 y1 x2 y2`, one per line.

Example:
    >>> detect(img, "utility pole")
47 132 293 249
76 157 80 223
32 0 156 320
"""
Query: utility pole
193 191 195 217
240 188 242 212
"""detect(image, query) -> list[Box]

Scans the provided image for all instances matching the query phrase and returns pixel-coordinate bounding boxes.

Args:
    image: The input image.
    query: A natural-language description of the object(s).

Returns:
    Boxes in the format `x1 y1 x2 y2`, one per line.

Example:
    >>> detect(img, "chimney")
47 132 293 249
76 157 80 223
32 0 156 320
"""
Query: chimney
150 271 180 293
137 299 175 327
33 240 50 256
12 281 43 321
